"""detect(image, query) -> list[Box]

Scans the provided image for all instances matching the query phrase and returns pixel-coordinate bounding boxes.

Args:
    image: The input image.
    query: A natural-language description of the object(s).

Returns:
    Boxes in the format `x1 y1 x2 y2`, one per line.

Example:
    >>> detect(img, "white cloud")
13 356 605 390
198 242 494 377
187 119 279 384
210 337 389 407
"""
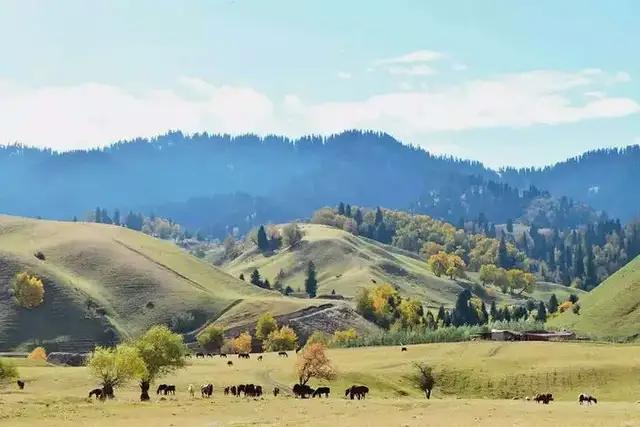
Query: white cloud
375 50 444 65
387 65 435 76
337 71 352 80
0 69 637 151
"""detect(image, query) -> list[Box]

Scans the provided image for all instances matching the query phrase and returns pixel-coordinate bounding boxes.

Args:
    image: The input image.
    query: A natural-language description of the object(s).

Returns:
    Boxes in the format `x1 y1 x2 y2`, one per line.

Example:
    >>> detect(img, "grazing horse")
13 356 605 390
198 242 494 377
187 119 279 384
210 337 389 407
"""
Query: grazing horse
257 355 263 361
224 386 230 396
188 384 195 398
295 346 302 354
16 380 25 390
348 385 369 400
195 352 205 359
227 360 234 367
165 385 176 395
255 385 263 397
534 393 554 404
230 385 237 396
238 353 250 359
312 387 330 398
219 353 227 358
206 353 214 358
89 388 103 399
237 384 246 396
201 384 214 398
157 384 168 395
273 387 280 397
579 393 598 405
401 347 408 352
278 351 288 358
293 383 314 398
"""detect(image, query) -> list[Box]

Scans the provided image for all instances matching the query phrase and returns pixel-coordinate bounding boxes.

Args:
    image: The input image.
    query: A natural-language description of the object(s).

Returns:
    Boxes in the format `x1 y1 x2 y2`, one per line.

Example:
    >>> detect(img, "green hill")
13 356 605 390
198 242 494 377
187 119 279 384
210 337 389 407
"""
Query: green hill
548 255 640 340
0 215 313 351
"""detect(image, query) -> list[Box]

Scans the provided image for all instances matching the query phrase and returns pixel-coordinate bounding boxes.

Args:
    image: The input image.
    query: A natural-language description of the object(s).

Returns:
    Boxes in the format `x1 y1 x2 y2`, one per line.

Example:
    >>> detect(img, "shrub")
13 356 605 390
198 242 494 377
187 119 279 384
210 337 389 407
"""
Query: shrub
232 331 253 354
332 328 358 346
28 346 47 361
12 272 44 308
0 359 18 382
265 326 298 351
282 222 304 248
197 325 225 352
305 330 331 347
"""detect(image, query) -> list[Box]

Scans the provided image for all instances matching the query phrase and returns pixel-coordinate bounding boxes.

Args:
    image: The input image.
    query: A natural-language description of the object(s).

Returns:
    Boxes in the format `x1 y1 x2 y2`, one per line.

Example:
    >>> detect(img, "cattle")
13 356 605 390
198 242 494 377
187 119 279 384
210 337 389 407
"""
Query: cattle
201 384 214 398
230 385 238 396
257 355 263 361
273 387 280 397
219 353 227 358
195 352 205 359
278 351 288 358
16 380 25 390
293 383 314 399
347 385 369 400
312 387 330 398
188 384 195 398
579 393 598 405
227 360 234 367
401 347 408 352
534 393 554 404
89 388 103 399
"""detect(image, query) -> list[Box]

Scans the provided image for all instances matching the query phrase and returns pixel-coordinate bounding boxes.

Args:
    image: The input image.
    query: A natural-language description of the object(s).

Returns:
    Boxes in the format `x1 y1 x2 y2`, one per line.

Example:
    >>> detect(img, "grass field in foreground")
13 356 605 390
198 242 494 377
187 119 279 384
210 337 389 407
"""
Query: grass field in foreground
1 341 640 426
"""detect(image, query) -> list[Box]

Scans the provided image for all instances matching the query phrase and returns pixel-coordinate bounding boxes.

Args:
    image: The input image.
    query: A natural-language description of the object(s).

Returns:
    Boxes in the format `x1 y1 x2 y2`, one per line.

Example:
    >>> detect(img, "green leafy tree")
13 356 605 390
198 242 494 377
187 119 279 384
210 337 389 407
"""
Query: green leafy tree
87 344 147 399
304 261 318 298
256 312 278 342
134 325 186 401
265 326 298 351
197 324 225 352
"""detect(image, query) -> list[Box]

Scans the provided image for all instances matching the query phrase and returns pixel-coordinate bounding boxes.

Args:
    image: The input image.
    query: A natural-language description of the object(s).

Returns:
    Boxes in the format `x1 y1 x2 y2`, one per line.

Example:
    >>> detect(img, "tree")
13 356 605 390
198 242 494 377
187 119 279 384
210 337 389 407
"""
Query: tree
257 225 269 251
489 301 498 322
338 202 345 215
134 325 186 401
265 326 298 351
295 343 335 385
250 269 263 288
506 218 514 233
28 347 47 361
256 312 278 341
232 332 253 354
12 272 44 308
223 235 240 259
345 204 352 217
304 261 318 298
87 344 147 399
479 264 498 285
113 209 121 225
548 294 559 314
197 324 225 352
305 331 331 347
445 254 466 280
353 208 363 226
95 206 102 223
427 252 449 277
399 298 424 329
282 222 304 248
375 207 384 225
411 363 435 399
535 301 547 322
332 328 358 346
497 236 511 268
0 358 17 382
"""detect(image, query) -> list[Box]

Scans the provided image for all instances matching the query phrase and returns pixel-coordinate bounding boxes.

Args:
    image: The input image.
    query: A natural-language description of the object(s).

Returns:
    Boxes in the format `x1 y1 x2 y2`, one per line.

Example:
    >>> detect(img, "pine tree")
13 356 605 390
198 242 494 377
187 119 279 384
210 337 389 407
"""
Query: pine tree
497 236 510 269
257 225 269 251
489 301 498 322
574 243 585 278
353 209 363 226
113 209 121 225
263 279 271 289
436 305 446 325
345 204 352 217
338 202 345 215
536 301 547 322
548 294 558 314
506 218 514 233
250 269 262 287
95 207 102 223
374 207 383 226
304 261 318 298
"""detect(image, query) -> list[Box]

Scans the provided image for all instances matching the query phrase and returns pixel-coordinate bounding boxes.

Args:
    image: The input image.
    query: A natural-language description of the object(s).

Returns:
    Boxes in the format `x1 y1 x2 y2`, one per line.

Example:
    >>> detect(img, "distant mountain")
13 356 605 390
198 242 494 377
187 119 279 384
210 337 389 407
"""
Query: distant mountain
0 131 494 235
501 146 640 222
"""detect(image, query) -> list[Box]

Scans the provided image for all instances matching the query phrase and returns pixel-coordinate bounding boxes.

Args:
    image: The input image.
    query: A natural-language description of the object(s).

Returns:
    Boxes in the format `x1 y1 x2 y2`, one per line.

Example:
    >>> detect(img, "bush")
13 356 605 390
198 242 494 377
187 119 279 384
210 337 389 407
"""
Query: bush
265 326 298 351
332 328 359 346
28 346 47 361
232 332 253 354
0 359 18 382
197 325 225 352
305 330 331 347
282 223 304 248
256 312 278 341
12 272 44 308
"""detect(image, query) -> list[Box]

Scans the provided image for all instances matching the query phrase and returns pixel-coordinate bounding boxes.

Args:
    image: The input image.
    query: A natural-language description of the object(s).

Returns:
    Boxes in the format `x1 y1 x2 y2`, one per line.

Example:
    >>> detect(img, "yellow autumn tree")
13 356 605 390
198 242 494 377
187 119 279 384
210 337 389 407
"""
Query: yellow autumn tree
12 272 44 308
232 331 253 353
28 346 47 361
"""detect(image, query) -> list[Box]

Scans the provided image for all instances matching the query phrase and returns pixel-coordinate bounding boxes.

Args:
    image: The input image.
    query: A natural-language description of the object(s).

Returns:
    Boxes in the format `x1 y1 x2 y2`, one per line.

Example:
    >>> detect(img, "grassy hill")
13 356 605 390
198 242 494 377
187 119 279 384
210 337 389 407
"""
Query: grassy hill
0 215 317 351
548 255 640 340
224 224 577 309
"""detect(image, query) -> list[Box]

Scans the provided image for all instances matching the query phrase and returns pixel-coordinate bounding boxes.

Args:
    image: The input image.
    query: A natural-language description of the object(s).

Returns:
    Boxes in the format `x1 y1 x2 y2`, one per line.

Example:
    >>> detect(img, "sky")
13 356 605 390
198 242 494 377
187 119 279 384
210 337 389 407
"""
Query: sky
0 0 638 168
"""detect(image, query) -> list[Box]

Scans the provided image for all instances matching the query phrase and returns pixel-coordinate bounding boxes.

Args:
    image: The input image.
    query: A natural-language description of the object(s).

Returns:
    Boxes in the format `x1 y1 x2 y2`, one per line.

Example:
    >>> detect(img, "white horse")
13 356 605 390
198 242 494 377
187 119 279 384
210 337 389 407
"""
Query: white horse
187 384 195 398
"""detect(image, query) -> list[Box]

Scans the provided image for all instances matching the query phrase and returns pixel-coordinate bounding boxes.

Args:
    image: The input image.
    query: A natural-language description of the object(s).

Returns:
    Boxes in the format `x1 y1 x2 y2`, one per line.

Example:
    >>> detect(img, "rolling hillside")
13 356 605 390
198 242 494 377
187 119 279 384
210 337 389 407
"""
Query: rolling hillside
223 224 574 309
0 215 318 351
548 255 640 340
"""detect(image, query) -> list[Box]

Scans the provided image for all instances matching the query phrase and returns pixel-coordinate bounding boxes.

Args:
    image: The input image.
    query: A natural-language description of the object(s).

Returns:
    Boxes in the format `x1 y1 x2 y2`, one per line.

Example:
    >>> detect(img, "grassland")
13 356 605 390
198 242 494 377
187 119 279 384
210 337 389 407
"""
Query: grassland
2 341 640 426
549 255 640 340
0 216 318 351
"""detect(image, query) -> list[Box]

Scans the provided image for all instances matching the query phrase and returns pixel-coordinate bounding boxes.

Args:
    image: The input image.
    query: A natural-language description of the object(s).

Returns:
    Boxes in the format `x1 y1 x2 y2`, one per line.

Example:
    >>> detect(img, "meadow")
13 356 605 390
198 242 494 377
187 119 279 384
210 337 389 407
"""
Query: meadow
2 341 640 426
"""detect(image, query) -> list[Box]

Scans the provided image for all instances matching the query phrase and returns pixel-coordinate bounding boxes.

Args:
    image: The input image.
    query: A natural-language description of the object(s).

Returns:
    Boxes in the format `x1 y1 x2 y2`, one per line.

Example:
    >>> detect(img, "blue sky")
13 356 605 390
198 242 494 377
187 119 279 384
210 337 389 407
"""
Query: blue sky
0 0 638 168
